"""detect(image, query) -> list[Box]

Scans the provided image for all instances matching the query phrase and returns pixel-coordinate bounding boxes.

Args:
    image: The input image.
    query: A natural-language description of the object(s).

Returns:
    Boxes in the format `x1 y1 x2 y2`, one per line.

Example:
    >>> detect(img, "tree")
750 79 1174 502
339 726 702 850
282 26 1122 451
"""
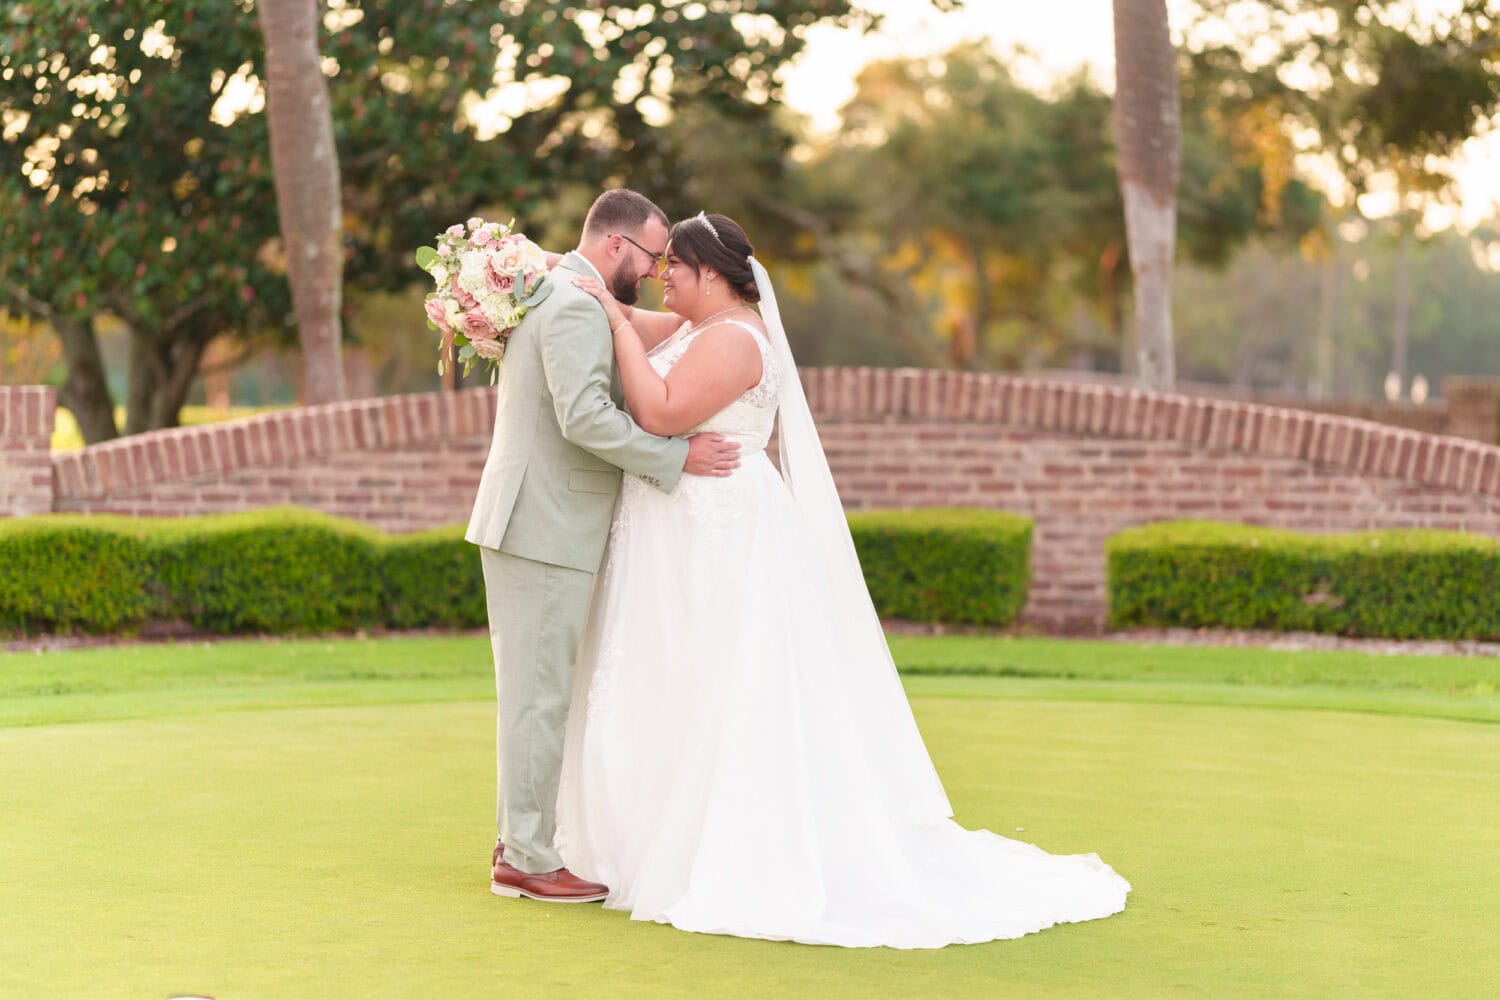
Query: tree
1 0 884 442
1188 0 1500 394
1112 0 1183 390
257 0 343 404
1 4 277 440
792 43 1314 373
0 309 63 386
812 47 1129 369
1173 224 1500 396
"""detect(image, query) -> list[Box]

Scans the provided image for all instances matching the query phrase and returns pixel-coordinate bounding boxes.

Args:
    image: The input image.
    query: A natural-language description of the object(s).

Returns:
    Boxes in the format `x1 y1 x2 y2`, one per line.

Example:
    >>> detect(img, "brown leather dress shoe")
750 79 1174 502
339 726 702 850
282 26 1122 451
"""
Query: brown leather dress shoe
491 858 608 903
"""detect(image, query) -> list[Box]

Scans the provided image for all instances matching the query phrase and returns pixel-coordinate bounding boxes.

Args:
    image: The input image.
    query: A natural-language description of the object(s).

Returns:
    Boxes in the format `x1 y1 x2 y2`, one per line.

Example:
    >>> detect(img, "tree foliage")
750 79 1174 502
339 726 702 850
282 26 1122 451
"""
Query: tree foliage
1175 225 1500 394
1187 0 1500 210
1185 1 1500 392
798 43 1319 371
1 0 881 441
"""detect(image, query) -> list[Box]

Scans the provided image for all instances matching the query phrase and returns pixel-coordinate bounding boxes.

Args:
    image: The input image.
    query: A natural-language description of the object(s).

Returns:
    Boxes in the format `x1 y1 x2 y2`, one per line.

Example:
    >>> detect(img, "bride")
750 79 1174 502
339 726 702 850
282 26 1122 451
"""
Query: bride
557 211 1129 948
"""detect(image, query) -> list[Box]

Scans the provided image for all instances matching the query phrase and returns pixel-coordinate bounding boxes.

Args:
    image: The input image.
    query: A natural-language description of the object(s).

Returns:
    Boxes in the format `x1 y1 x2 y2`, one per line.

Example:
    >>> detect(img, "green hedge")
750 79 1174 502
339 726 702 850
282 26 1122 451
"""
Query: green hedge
147 511 384 634
1107 519 1500 639
378 524 488 630
0 516 157 634
0 505 1033 636
849 507 1033 626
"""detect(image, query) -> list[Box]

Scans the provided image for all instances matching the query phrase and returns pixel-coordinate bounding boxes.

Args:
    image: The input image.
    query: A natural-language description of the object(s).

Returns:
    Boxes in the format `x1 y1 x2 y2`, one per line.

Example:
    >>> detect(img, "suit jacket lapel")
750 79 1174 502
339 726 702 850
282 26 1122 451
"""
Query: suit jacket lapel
555 254 627 407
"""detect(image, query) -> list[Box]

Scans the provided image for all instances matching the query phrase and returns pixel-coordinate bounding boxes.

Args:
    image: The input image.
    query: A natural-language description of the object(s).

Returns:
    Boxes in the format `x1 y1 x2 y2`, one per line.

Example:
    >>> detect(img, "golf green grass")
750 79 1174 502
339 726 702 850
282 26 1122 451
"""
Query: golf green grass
4 635 1499 998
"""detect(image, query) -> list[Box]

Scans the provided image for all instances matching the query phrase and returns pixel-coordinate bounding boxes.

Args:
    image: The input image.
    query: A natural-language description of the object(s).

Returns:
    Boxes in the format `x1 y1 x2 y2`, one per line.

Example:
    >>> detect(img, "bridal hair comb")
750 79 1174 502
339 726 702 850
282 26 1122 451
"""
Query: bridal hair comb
694 211 729 249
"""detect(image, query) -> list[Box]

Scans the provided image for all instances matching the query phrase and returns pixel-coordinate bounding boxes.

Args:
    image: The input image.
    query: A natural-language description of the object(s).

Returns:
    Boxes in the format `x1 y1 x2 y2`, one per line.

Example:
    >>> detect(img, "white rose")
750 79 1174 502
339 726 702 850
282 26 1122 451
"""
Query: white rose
521 242 548 271
491 242 526 277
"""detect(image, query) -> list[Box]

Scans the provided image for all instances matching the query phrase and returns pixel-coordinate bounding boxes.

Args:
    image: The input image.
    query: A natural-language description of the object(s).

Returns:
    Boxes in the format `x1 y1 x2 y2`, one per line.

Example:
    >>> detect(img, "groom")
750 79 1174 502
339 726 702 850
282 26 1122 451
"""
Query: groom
466 189 739 902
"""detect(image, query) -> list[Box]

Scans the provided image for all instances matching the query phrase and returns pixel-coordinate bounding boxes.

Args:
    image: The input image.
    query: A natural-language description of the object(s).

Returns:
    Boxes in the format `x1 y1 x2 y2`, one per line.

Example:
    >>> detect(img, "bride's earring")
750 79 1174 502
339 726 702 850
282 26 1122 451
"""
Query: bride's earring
705 271 714 296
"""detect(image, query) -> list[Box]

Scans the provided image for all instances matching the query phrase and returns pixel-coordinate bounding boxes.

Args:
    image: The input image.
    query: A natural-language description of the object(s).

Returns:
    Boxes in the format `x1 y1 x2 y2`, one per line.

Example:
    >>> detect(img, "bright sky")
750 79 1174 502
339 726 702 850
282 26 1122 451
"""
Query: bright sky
779 0 1500 233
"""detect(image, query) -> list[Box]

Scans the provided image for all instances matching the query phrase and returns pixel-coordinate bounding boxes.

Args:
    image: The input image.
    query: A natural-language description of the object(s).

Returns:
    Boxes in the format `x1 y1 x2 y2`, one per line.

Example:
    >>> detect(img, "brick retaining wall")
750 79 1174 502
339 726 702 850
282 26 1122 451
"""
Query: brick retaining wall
798 370 1500 625
0 386 55 517
48 391 495 533
6 373 1500 626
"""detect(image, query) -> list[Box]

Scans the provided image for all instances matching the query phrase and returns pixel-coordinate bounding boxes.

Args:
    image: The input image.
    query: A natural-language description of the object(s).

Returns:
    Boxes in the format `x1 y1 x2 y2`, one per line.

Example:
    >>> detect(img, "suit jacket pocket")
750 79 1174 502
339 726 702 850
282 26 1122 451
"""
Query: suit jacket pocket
568 469 619 495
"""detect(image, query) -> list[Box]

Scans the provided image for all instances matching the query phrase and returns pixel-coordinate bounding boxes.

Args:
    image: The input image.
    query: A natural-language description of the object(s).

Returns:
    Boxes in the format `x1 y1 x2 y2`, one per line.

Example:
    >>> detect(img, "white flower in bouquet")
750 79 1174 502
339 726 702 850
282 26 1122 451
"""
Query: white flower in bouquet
457 250 492 297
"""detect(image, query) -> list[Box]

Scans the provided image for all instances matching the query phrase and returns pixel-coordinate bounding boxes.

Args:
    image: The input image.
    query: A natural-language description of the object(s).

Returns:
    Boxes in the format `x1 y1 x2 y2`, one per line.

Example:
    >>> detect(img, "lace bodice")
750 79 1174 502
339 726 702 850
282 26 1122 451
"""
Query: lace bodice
646 317 781 454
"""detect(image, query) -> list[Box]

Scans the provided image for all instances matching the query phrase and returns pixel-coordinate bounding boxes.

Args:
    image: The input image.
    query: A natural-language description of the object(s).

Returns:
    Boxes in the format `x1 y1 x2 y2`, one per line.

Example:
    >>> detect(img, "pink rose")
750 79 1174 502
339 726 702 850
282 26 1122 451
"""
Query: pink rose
472 336 506 360
424 296 450 331
459 309 497 340
449 276 479 311
485 256 515 294
446 224 465 237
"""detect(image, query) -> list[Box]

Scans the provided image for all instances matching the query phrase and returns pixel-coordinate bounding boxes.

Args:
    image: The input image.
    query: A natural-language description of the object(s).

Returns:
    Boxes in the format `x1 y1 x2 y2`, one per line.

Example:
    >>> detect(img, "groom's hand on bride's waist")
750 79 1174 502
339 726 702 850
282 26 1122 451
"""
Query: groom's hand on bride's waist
684 433 740 477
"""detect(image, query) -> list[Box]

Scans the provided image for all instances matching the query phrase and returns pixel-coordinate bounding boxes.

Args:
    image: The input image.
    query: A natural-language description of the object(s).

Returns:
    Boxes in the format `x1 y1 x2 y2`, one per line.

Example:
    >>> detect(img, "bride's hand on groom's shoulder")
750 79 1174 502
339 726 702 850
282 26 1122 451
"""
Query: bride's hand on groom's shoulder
572 277 628 331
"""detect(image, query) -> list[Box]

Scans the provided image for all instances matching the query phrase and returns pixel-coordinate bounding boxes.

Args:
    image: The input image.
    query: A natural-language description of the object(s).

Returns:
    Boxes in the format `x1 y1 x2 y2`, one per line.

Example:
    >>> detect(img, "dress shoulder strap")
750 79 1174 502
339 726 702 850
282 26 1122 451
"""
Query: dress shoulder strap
690 317 769 348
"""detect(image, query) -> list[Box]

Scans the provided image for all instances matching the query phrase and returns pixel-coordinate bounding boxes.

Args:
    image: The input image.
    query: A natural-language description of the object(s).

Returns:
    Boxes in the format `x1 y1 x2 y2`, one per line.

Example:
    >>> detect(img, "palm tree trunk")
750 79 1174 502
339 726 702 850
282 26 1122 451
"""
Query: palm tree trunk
1112 0 1182 392
258 0 345 404
1391 225 1412 394
1314 232 1340 400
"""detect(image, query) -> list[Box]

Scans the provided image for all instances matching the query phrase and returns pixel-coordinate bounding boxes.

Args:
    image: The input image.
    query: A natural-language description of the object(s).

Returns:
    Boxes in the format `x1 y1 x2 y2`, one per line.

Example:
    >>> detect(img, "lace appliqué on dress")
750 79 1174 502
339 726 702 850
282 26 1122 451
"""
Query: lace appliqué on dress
737 332 781 409
586 640 622 723
649 317 780 414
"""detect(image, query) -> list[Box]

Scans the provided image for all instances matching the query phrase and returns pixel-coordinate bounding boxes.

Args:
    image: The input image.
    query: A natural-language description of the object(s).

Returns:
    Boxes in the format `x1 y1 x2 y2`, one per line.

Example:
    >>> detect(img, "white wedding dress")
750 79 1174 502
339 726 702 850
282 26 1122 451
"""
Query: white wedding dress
555 262 1129 948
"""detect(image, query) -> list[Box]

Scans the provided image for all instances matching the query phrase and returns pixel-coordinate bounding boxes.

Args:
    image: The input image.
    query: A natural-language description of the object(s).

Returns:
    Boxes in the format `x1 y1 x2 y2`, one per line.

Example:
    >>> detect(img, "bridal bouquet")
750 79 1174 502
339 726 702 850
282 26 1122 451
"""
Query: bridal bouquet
415 218 552 382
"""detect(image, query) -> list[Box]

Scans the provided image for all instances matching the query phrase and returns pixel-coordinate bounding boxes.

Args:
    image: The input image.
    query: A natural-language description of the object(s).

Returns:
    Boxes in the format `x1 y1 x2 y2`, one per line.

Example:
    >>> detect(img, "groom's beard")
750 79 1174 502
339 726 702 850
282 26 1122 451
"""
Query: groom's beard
609 269 641 306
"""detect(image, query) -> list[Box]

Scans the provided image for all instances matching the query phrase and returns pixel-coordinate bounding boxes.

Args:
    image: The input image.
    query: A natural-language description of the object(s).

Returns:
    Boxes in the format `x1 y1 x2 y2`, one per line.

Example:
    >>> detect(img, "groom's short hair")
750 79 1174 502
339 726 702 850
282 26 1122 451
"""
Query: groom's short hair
582 189 668 239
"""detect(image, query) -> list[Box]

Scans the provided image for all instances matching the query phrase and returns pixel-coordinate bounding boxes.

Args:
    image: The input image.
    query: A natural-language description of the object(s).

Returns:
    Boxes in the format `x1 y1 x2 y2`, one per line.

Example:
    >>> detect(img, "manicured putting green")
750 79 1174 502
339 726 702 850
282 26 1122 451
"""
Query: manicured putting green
4 683 1498 997
6 633 1500 728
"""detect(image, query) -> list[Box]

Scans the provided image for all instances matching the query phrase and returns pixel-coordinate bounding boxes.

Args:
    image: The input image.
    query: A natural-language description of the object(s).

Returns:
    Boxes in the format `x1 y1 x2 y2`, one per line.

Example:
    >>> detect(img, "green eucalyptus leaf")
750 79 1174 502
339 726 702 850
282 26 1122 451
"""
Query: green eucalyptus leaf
518 276 552 307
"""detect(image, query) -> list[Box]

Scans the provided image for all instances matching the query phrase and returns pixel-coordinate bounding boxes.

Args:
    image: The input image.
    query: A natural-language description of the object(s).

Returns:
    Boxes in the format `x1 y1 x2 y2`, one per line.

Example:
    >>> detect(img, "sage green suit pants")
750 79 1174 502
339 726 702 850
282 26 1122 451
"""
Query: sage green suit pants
480 547 595 875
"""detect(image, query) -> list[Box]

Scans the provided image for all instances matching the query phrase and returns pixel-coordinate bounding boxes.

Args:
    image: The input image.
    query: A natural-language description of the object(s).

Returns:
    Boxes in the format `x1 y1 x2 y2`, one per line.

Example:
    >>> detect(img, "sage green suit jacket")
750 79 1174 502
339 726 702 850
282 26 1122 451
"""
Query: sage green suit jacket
464 253 688 572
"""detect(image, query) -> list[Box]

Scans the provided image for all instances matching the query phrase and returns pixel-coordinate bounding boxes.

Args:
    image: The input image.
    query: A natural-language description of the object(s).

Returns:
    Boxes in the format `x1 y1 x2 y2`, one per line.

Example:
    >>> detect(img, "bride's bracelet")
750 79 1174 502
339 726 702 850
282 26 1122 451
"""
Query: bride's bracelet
610 318 632 334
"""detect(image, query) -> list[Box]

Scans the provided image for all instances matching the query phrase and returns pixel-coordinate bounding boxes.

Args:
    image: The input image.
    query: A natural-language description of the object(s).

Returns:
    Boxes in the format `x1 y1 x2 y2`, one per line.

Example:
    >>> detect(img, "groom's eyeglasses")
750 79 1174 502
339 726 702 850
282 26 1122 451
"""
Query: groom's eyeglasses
613 233 668 278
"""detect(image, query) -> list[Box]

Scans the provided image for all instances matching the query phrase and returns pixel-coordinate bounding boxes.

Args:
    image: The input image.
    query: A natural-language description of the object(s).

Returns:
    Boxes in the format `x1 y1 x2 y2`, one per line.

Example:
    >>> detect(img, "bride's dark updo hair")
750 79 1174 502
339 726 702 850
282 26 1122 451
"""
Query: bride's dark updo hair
667 213 760 303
